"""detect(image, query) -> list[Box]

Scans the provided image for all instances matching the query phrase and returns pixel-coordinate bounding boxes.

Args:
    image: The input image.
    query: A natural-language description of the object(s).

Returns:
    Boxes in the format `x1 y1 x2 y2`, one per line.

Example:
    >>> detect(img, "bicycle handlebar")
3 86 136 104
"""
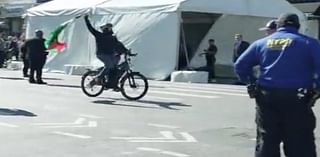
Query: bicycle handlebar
129 53 137 57
126 49 137 57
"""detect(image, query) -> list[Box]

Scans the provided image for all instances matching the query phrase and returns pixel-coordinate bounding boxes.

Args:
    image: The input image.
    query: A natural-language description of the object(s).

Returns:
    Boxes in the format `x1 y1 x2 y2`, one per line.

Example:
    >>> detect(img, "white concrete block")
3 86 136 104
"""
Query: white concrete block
171 71 208 83
7 61 23 70
64 64 95 75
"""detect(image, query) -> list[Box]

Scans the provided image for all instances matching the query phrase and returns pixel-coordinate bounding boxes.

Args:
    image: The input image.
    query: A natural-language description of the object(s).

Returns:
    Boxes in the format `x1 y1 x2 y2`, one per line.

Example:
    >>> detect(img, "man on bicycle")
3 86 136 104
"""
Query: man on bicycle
84 15 128 90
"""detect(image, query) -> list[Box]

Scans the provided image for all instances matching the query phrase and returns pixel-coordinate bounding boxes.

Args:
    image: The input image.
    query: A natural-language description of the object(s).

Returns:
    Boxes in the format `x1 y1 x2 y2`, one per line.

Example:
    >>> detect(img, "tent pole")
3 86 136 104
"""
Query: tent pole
180 18 190 69
174 11 182 71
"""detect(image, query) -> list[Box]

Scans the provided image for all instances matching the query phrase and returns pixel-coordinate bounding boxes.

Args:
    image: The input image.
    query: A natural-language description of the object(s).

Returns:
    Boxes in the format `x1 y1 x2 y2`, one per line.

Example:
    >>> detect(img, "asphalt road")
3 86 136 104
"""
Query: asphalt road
0 69 319 157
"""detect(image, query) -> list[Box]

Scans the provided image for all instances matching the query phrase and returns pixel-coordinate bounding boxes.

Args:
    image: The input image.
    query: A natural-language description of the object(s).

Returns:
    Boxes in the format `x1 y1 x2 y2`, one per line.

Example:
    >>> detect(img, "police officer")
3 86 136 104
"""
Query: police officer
23 30 48 84
259 19 277 36
235 13 320 157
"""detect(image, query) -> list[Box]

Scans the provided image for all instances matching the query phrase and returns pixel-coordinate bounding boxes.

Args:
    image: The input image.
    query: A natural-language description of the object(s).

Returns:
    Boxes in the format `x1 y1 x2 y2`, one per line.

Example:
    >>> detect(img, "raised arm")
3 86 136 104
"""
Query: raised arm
84 15 99 36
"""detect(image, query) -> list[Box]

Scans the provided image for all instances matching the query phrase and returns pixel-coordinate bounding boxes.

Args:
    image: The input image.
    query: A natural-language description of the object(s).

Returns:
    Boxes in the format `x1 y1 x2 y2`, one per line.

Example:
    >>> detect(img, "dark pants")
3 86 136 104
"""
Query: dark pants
255 86 316 157
97 53 120 86
23 58 29 76
195 65 215 80
29 57 46 82
0 51 4 68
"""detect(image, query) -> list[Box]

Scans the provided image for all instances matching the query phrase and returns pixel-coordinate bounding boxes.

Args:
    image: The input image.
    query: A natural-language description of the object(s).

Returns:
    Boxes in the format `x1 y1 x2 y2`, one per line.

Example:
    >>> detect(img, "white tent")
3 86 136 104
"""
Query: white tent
26 0 305 80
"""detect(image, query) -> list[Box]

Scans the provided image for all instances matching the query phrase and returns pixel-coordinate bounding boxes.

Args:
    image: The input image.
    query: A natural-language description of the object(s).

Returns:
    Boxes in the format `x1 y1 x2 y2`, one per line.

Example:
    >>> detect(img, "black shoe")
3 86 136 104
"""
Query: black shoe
37 80 47 84
112 86 121 92
23 74 29 77
29 79 36 84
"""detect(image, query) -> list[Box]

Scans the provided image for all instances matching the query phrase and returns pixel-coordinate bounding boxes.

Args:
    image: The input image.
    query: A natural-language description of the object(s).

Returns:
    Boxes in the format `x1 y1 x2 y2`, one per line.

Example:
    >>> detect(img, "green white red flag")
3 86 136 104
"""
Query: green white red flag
46 18 77 53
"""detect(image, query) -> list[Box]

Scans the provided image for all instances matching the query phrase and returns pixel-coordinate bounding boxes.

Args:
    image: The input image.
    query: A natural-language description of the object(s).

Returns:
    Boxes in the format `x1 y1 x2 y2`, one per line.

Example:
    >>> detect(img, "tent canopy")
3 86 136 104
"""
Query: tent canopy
27 0 106 16
28 0 304 18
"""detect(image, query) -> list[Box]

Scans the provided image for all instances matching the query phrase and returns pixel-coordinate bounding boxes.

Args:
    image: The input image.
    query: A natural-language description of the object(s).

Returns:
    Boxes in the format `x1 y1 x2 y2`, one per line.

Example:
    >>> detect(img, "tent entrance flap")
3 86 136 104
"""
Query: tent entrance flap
178 12 221 70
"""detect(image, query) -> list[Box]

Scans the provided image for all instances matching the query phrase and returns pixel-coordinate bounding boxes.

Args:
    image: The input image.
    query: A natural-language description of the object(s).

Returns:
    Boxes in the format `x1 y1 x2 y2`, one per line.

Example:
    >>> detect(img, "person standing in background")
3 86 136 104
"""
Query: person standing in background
23 30 48 84
233 34 250 63
199 39 218 81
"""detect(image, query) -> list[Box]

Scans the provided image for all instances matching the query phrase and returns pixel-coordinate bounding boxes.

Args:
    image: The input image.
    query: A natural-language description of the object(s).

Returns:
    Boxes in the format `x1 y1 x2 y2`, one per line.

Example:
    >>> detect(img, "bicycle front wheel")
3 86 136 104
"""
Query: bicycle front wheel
81 70 104 97
120 72 148 100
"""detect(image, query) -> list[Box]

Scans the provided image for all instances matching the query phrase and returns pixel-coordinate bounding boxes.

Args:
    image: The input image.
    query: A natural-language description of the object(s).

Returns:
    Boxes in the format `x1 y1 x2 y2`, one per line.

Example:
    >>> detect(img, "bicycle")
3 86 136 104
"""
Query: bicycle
81 51 149 100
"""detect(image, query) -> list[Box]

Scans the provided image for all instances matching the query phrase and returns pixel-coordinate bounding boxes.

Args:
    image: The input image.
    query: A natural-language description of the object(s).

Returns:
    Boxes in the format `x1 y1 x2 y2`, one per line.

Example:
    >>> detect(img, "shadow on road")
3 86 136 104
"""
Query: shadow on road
94 98 192 110
0 76 63 81
47 83 81 89
93 100 159 109
0 108 37 117
42 77 63 81
0 76 24 80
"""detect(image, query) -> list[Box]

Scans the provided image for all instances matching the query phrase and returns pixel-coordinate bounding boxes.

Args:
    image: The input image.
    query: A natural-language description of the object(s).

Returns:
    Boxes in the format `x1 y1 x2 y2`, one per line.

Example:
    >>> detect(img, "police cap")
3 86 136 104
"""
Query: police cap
259 20 277 31
276 13 300 29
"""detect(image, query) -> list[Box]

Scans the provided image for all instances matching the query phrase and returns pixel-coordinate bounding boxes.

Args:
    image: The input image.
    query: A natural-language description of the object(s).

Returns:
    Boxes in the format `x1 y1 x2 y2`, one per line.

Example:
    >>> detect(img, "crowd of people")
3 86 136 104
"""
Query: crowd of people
0 31 48 84
0 33 25 68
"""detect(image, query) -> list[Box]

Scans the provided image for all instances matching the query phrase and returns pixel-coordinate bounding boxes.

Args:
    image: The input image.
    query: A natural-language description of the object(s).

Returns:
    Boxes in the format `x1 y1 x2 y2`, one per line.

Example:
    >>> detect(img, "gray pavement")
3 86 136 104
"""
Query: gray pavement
0 69 319 157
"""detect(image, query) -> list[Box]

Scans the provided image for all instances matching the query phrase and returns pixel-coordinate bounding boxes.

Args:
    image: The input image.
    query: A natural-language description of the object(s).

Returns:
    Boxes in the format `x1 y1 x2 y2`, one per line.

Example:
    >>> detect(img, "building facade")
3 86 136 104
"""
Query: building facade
0 0 51 35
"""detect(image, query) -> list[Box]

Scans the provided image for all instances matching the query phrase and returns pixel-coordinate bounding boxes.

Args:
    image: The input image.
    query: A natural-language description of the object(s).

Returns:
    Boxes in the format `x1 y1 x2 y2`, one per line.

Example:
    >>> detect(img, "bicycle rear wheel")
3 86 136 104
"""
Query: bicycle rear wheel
120 72 148 100
81 70 104 97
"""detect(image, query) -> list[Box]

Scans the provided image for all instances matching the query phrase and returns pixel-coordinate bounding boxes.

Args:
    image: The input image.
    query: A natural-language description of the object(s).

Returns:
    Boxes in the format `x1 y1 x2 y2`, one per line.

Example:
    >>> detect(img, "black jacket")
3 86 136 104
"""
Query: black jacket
233 41 250 63
85 17 127 55
205 44 218 67
21 38 47 60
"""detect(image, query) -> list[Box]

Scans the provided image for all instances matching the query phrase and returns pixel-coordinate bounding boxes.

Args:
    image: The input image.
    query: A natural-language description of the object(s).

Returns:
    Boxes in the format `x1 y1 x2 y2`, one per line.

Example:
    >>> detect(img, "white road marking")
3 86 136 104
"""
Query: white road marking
137 147 190 157
165 84 247 93
149 91 220 99
52 131 91 139
79 114 104 119
40 121 97 128
144 96 182 102
121 151 136 155
179 132 197 142
161 151 190 157
163 88 248 97
88 121 98 127
129 140 194 143
32 118 85 126
111 131 197 143
32 118 97 128
32 122 76 126
150 82 246 90
155 85 247 93
111 131 175 140
74 118 86 124
137 147 161 151
148 123 180 129
0 122 19 128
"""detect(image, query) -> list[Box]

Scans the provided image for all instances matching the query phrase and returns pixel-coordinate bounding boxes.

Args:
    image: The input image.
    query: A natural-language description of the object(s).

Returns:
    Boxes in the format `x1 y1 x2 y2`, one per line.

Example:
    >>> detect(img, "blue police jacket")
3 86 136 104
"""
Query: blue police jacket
235 26 320 89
